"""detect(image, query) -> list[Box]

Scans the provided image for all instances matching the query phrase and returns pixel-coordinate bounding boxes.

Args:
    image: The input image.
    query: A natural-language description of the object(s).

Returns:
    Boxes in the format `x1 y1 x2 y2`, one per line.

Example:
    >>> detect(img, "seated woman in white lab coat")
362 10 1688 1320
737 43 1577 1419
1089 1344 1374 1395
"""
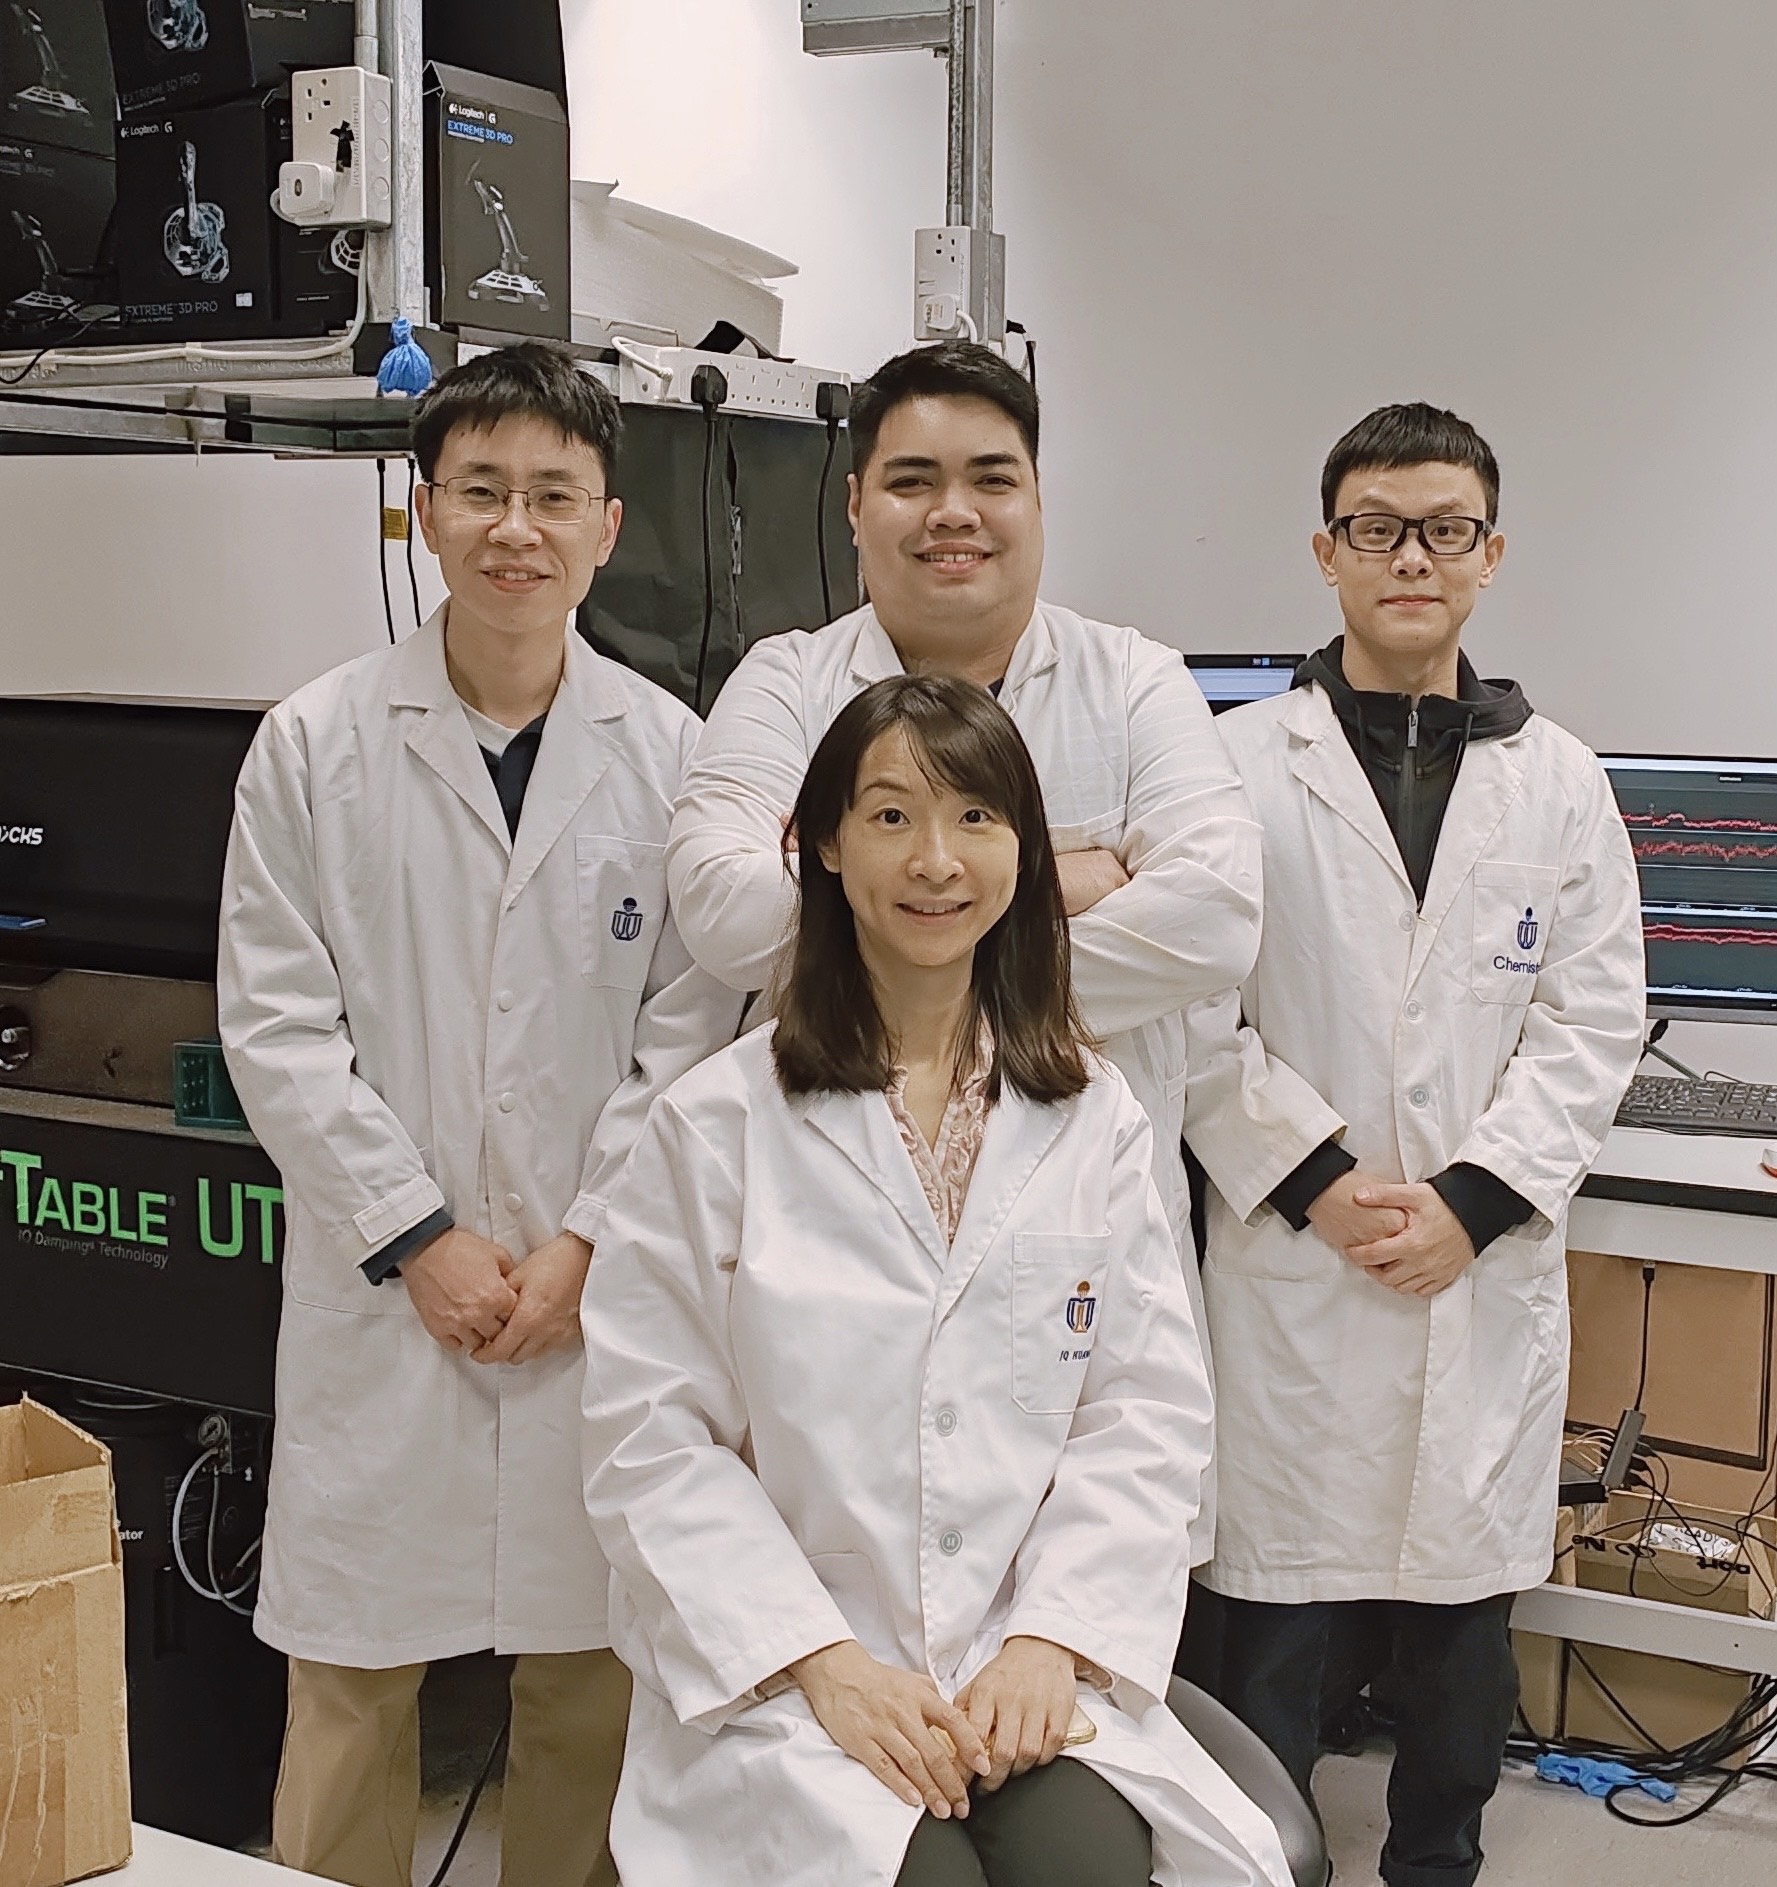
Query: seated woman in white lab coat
581 675 1291 1887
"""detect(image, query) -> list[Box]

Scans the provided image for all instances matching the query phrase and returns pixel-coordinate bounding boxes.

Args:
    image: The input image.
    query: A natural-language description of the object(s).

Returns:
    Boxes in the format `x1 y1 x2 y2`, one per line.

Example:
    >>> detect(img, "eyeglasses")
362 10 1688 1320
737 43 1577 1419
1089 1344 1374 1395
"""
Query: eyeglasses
431 476 609 525
1333 513 1490 557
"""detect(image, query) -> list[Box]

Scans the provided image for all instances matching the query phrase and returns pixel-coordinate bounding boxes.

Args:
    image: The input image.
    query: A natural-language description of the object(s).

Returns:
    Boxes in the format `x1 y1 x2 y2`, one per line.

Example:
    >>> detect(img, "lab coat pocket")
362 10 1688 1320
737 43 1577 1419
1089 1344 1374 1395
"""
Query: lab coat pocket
284 1163 431 1317
1012 1233 1111 1415
1472 863 1559 1006
576 836 668 989
1480 1219 1562 1281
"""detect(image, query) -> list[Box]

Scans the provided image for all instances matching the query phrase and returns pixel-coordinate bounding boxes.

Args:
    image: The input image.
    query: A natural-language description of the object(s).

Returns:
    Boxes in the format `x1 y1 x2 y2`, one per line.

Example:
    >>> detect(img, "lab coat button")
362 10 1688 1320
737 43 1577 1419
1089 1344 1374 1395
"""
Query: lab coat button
497 990 516 1012
939 1529 963 1556
1409 1085 1429 1107
935 1408 958 1437
1398 911 1415 933
498 1092 517 1114
504 1192 524 1214
1405 1001 1423 1020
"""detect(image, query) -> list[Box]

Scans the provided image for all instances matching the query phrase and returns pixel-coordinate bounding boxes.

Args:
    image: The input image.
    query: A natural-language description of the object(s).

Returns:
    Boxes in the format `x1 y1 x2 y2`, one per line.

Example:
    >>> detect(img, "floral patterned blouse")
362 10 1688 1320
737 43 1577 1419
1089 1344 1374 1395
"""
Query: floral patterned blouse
885 1024 994 1247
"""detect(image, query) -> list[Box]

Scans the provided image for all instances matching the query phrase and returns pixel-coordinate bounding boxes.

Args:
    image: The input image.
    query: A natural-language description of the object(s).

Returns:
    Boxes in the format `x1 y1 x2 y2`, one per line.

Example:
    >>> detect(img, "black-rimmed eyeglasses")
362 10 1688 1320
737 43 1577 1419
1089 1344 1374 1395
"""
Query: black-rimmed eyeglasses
1332 513 1490 557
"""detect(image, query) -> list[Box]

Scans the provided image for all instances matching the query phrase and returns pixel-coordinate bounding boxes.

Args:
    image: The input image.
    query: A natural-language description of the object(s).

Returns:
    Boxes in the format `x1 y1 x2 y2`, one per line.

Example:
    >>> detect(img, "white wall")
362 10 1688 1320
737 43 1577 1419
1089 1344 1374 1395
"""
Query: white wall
990 0 1777 760
563 0 945 375
0 454 442 701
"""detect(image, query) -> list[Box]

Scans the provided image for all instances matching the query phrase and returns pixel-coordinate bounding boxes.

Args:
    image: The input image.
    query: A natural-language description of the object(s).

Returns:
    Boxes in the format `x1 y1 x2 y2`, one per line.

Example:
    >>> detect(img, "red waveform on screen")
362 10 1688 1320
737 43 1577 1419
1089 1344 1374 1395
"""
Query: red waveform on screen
1634 837 1777 864
1645 923 1777 947
1627 810 1777 835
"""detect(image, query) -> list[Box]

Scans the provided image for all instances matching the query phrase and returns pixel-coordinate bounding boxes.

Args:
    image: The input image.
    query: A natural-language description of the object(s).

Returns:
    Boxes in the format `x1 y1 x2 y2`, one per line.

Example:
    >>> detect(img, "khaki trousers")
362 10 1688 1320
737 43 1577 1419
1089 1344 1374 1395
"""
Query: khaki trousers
271 1648 631 1887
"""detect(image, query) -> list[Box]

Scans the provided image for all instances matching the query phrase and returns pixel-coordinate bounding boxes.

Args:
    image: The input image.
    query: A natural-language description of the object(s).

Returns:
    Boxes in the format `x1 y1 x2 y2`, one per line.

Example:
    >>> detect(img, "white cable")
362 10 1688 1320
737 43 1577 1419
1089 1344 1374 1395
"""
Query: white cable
0 247 371 379
170 1445 223 1600
956 310 979 341
611 336 675 391
170 1443 261 1614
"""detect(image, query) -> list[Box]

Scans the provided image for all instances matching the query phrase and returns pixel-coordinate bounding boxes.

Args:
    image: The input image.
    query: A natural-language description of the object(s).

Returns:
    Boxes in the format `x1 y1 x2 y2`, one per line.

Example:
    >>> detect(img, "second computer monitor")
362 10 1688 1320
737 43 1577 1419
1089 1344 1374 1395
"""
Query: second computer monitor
1186 653 1302 714
1600 753 1777 1024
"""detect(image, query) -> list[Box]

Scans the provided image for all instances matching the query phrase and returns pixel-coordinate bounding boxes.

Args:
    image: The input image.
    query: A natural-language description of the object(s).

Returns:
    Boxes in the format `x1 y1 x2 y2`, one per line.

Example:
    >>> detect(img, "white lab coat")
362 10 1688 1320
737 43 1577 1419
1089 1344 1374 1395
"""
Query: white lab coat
667 603 1263 1553
1183 683 1645 1605
217 608 742 1666
581 1028 1292 1887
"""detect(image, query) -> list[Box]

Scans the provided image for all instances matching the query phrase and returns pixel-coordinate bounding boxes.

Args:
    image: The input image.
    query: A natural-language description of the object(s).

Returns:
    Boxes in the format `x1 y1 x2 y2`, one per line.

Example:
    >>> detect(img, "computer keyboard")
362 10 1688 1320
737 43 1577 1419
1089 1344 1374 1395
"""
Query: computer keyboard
1615 1073 1777 1136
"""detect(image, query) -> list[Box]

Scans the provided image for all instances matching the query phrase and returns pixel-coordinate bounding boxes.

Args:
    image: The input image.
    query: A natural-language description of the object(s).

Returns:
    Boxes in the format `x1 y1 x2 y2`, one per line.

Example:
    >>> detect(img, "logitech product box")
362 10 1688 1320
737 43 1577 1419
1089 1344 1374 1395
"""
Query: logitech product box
0 0 116 156
426 61 567 341
0 133 113 338
100 0 352 115
116 92 356 339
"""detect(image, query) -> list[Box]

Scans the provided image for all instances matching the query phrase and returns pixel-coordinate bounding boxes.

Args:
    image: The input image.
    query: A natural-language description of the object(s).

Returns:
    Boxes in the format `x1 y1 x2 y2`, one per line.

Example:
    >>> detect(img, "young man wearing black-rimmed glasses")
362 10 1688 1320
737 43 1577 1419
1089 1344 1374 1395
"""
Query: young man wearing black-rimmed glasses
1182 405 1645 1886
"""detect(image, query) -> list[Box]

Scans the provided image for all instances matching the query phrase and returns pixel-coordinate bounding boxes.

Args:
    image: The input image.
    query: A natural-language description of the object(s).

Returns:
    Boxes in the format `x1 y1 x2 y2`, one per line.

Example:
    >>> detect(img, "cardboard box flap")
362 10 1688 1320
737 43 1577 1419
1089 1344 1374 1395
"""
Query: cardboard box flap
0 1402 118 1590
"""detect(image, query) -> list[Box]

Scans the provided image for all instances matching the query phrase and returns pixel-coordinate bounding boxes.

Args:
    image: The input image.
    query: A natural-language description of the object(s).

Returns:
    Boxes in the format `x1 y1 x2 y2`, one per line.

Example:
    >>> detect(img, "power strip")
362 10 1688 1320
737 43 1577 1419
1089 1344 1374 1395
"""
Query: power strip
612 341 851 421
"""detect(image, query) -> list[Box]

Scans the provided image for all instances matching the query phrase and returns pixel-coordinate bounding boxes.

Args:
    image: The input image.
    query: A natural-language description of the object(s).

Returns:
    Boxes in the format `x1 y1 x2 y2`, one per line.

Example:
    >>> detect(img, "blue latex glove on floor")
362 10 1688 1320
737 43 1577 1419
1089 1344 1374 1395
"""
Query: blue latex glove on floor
1535 1753 1678 1802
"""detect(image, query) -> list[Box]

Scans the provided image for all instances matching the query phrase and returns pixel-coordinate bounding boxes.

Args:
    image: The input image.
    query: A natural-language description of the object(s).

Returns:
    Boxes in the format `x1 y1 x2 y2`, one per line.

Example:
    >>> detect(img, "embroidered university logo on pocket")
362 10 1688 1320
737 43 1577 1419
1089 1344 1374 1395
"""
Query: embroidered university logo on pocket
1065 1280 1097 1335
1517 906 1539 952
611 897 644 942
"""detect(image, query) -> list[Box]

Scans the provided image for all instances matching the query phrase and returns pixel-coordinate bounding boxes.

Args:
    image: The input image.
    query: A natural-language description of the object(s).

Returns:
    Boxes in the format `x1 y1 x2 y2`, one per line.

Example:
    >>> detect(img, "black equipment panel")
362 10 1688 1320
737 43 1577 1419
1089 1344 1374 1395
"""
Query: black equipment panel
0 1108 281 1414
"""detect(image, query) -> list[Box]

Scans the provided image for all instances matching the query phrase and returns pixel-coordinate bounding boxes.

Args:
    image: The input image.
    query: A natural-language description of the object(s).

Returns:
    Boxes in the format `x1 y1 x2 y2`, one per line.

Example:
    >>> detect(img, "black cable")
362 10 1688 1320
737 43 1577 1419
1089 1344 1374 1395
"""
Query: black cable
813 382 850 627
0 316 93 386
405 458 423 629
422 1710 510 1887
816 418 839 624
1632 1263 1657 1410
1006 319 1037 390
376 458 395 644
689 365 728 713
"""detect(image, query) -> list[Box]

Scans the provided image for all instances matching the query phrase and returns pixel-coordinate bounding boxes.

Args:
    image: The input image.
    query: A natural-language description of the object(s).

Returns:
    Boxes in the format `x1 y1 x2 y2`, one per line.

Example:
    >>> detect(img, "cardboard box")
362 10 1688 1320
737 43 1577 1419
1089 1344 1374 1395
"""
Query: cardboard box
1516 1492 1777 1762
0 135 114 340
1566 1247 1777 1514
115 89 354 340
426 62 568 342
0 1398 131 1887
99 0 352 116
0 0 116 157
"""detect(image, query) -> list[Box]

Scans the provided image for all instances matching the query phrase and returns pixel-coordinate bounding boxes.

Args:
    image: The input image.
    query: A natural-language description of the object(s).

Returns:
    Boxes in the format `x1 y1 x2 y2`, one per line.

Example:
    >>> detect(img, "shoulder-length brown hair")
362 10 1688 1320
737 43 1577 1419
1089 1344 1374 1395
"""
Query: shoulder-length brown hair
772 674 1091 1105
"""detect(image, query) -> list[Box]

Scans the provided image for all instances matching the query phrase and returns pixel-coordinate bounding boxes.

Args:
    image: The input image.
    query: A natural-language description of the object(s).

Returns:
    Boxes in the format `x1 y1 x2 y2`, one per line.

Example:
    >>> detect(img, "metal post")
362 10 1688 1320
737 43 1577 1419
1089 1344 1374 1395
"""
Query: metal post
363 0 426 327
945 0 993 235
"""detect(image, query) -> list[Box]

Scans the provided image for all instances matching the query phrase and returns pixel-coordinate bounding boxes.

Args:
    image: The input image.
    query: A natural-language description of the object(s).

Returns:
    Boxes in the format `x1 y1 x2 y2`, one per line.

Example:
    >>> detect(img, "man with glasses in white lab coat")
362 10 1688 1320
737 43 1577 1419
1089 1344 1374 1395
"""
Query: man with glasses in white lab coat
219 343 741 1887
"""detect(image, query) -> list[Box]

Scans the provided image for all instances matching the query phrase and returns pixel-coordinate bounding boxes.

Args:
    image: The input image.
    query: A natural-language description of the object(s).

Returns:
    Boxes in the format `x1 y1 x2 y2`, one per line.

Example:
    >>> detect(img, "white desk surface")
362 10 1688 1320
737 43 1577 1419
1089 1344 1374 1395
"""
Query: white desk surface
1588 1122 1777 1200
105 1826 324 1883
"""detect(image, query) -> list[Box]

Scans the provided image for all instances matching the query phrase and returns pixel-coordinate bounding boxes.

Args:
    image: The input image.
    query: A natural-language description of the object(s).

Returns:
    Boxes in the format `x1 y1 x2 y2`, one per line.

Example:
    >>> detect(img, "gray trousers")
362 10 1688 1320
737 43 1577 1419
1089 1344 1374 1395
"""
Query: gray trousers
894 1756 1154 1887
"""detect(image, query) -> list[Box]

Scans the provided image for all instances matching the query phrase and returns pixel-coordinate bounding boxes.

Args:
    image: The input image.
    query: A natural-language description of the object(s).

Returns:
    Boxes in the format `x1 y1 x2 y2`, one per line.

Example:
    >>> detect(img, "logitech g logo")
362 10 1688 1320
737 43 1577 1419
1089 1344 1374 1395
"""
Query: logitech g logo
1517 906 1539 952
0 825 44 845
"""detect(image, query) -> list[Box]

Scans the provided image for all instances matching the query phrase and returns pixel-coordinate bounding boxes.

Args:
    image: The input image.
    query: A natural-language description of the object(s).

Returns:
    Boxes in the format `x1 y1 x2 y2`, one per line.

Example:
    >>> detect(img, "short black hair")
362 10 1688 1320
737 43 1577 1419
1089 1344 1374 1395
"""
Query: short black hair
1321 402 1500 528
410 342 622 486
848 340 1039 478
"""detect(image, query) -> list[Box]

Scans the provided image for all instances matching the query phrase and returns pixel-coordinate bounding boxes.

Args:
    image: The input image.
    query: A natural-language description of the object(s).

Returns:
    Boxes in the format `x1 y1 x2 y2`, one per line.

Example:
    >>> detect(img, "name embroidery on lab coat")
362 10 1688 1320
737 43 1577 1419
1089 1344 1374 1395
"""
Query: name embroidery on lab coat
611 897 645 942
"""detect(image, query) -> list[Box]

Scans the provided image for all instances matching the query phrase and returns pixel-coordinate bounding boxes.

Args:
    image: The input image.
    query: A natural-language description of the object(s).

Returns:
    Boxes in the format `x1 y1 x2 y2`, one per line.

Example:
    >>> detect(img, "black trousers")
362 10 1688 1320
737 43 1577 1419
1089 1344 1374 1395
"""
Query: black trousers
1207 1591 1519 1887
893 1756 1154 1887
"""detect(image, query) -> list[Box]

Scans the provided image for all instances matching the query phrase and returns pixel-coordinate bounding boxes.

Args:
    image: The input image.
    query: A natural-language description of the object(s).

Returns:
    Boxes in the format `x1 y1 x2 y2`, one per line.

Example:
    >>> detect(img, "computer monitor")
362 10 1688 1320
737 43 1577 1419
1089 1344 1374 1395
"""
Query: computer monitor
1600 753 1777 1024
0 697 265 981
1185 653 1301 714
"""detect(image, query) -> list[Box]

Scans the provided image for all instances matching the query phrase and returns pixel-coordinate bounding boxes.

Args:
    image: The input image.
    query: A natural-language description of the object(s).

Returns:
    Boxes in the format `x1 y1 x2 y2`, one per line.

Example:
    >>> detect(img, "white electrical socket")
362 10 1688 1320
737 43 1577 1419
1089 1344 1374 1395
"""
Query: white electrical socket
915 226 973 340
276 65 393 229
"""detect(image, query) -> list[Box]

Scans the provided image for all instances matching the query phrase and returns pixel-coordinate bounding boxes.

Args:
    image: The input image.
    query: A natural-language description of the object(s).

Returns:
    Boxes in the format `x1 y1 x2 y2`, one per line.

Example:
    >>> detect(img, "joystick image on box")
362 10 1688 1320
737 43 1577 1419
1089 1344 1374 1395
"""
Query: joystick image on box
1 0 116 154
467 166 548 313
